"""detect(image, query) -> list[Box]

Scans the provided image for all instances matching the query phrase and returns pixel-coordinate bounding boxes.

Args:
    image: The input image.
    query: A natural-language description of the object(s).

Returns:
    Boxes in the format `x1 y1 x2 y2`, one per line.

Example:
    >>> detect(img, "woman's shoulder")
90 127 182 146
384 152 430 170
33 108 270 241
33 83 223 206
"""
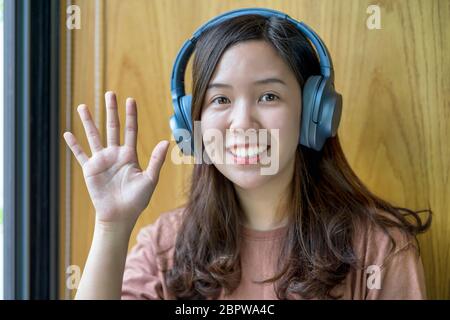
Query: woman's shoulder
343 209 427 299
352 209 420 269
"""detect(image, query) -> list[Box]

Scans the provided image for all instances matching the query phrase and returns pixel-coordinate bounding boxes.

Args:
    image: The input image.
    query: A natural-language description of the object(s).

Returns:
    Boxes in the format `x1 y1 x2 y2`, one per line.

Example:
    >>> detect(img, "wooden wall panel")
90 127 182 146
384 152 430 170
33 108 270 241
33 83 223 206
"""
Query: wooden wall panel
59 0 450 299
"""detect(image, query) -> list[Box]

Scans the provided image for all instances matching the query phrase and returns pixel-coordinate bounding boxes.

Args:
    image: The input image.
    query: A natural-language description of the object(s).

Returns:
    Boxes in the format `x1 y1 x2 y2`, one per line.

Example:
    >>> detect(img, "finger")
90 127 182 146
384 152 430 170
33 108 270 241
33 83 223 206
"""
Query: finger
145 140 170 183
105 91 120 147
124 98 138 149
77 104 103 154
63 131 89 166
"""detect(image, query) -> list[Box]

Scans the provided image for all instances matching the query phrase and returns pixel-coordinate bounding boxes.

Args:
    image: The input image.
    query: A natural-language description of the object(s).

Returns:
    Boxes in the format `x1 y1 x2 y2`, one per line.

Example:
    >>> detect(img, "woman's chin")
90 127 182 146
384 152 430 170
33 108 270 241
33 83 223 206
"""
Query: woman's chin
224 171 272 190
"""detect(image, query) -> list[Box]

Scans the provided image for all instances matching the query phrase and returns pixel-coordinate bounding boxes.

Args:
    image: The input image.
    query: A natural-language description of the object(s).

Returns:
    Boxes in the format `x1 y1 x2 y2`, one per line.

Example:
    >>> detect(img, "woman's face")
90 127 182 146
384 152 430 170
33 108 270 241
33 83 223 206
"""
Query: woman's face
200 40 302 189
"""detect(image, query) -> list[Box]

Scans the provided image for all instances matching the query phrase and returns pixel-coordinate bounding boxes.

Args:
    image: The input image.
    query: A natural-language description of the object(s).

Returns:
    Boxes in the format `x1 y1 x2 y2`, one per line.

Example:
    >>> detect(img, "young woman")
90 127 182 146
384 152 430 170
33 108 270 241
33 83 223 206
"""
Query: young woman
63 12 431 300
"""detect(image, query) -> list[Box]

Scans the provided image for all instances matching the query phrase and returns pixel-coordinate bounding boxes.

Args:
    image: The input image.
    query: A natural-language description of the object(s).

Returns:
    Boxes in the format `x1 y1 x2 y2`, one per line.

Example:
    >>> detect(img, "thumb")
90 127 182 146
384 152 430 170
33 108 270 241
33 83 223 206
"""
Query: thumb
145 140 170 183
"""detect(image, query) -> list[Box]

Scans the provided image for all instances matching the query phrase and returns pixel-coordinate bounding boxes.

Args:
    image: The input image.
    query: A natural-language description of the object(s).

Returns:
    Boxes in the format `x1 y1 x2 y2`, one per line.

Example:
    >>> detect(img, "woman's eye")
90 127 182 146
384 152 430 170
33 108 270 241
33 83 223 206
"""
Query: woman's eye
260 93 279 102
212 96 230 105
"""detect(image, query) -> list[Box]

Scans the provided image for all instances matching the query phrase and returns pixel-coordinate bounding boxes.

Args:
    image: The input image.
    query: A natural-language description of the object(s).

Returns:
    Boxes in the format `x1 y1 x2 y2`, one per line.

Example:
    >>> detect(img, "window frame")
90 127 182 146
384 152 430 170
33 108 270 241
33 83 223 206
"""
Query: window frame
3 0 60 300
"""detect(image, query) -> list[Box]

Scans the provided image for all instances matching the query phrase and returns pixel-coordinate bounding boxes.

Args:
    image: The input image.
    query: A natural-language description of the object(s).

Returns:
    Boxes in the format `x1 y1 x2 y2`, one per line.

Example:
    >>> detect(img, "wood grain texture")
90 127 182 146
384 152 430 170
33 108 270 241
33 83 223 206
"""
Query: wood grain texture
59 0 450 299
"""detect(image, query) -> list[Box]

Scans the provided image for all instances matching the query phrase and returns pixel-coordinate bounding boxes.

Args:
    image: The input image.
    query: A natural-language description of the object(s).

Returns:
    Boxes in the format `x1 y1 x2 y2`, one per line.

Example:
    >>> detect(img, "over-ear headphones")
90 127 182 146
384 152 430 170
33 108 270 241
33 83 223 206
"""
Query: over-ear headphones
169 7 342 154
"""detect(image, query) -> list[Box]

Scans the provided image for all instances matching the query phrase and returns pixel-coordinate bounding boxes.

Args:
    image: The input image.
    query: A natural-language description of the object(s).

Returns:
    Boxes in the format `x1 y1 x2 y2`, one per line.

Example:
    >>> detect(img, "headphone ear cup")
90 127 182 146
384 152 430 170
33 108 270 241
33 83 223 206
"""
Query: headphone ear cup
317 80 342 140
301 77 342 151
300 76 323 149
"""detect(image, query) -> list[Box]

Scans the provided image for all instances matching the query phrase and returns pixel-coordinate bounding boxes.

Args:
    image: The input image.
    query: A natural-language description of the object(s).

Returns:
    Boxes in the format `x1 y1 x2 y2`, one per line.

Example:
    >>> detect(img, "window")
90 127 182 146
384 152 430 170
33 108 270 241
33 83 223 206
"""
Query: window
3 0 59 299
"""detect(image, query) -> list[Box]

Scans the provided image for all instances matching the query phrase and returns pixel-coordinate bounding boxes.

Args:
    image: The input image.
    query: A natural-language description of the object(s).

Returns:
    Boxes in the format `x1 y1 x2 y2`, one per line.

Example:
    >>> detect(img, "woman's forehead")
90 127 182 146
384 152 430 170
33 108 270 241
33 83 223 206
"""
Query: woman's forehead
209 40 294 86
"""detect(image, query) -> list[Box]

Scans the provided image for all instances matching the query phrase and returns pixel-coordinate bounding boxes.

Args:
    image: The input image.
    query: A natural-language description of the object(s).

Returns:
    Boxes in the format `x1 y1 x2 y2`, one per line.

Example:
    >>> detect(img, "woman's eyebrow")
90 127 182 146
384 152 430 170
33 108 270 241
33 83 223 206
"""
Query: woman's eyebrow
253 78 287 86
207 78 287 90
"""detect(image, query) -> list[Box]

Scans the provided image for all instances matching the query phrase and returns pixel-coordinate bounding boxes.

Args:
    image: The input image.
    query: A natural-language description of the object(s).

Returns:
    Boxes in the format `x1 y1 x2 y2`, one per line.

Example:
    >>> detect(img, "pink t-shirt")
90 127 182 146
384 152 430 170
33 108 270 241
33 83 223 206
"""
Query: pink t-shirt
121 208 426 299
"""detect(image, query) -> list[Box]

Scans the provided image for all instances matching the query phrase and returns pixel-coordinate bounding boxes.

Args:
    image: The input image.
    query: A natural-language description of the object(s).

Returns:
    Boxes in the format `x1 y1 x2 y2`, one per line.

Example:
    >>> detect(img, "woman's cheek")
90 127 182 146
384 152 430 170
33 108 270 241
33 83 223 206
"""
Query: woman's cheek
274 119 300 163
201 128 224 164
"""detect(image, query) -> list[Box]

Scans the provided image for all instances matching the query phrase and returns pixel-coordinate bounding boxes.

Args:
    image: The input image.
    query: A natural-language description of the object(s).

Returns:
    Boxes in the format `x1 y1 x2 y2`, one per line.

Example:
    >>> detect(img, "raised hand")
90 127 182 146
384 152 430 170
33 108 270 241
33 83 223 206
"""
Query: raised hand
63 91 169 230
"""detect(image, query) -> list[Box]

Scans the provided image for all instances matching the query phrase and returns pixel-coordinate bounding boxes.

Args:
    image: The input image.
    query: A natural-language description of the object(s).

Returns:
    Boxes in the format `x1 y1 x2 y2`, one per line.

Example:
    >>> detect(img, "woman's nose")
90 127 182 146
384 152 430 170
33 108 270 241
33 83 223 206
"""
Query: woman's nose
229 99 258 131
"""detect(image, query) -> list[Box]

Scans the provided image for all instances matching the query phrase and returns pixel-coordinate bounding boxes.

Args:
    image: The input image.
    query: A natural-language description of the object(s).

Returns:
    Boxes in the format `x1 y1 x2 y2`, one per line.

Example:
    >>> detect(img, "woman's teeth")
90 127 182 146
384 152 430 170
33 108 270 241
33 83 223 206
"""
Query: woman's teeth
230 145 268 158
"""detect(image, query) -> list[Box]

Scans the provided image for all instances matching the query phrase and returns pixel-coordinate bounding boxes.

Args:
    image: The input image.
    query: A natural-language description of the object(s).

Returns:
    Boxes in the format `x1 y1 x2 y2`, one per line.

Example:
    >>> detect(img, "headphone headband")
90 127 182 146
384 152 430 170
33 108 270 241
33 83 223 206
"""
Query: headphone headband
171 8 334 105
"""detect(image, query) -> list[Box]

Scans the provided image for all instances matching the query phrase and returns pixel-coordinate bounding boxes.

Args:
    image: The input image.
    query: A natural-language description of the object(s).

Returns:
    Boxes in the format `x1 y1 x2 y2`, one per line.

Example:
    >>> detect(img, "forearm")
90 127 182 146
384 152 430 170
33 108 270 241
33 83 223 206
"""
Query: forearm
75 219 134 300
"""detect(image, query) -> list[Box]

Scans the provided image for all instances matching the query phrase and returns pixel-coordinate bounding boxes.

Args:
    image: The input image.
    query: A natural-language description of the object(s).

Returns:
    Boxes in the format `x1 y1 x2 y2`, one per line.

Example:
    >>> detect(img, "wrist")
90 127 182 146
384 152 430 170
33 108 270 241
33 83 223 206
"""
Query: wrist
94 216 136 238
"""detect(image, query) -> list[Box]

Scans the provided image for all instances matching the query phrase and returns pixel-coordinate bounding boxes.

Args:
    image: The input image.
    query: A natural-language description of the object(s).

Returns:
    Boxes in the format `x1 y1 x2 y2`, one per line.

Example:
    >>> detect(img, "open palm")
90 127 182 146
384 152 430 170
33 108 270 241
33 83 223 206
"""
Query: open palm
63 92 169 227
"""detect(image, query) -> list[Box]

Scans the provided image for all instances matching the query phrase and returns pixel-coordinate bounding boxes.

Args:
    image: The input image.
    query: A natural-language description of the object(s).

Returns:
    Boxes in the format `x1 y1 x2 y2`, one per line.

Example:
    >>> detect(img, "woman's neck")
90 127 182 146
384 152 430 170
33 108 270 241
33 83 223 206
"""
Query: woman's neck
234 157 295 231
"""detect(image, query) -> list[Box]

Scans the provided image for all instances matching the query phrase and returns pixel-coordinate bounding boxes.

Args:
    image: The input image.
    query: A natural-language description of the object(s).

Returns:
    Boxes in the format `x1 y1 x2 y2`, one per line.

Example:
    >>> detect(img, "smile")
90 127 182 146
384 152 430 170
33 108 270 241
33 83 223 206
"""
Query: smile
227 144 270 164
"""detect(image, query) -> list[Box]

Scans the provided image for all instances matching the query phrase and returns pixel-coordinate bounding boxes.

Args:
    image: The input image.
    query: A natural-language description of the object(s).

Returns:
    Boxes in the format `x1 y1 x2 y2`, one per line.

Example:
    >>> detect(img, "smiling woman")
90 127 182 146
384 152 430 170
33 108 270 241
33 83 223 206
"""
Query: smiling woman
139 10 430 300
62 1 450 302
66 8 432 301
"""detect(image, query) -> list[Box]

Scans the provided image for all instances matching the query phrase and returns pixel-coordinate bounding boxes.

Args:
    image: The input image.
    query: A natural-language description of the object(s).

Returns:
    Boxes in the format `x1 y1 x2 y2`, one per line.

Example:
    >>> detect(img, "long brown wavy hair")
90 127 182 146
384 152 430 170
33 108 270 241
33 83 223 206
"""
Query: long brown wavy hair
163 14 432 299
